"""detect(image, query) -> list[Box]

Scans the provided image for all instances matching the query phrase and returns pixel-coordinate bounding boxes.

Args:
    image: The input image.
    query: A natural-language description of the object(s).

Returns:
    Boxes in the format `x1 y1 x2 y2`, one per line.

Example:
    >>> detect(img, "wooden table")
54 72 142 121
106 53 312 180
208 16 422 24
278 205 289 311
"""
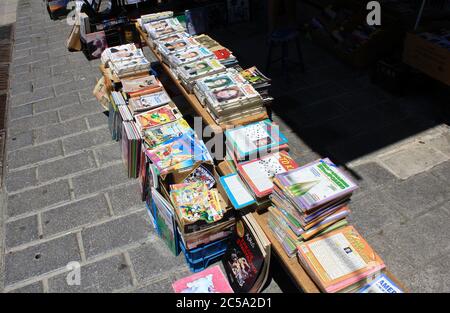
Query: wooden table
135 24 270 134
217 160 407 293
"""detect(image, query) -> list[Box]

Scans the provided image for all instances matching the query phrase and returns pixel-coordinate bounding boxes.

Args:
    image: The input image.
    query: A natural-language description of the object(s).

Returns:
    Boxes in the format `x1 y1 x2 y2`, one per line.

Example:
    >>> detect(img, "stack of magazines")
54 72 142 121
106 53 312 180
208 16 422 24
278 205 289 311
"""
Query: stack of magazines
144 18 186 40
296 226 386 293
138 11 174 28
194 34 238 67
194 69 265 123
268 158 357 257
178 58 226 92
240 66 273 105
101 43 151 78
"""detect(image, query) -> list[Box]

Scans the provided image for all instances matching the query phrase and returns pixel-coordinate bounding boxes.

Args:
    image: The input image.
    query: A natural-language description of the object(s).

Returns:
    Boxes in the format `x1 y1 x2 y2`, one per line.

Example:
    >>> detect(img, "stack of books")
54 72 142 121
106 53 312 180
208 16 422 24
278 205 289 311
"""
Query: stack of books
178 58 226 92
225 119 289 165
297 226 386 293
120 75 163 98
101 43 151 78
193 70 265 124
194 34 238 67
138 11 174 28
127 90 172 115
144 18 186 40
240 66 273 105
268 158 357 257
121 121 142 178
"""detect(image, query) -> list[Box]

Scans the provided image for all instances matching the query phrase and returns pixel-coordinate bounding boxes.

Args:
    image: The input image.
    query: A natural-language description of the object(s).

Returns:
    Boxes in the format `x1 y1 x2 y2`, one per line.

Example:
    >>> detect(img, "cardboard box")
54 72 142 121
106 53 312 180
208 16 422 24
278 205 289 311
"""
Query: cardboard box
403 32 450 86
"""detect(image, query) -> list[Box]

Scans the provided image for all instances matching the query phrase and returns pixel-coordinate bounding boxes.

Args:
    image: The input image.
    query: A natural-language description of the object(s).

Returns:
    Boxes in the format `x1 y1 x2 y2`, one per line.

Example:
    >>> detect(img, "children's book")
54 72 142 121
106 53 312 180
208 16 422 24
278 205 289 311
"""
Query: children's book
183 165 216 189
145 131 211 174
358 273 403 293
172 265 233 293
143 118 191 148
238 151 298 198
170 182 225 226
220 174 256 210
134 104 182 131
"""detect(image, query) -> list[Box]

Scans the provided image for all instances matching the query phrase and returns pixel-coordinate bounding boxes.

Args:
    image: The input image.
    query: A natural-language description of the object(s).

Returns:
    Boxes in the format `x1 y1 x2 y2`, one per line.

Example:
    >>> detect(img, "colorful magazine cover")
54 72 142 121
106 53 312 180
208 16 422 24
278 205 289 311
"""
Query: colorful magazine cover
225 119 288 160
170 181 225 224
145 131 211 174
172 265 233 293
134 104 182 131
275 158 358 212
143 118 192 148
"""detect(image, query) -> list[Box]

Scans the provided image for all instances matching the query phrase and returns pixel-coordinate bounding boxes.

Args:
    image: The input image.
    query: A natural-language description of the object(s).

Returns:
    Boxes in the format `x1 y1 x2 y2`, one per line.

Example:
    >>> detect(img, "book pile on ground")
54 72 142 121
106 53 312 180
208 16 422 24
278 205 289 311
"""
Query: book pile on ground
172 265 233 293
268 158 356 257
240 66 273 105
222 214 271 293
194 70 265 123
194 34 238 67
101 43 151 78
144 18 186 40
297 226 385 293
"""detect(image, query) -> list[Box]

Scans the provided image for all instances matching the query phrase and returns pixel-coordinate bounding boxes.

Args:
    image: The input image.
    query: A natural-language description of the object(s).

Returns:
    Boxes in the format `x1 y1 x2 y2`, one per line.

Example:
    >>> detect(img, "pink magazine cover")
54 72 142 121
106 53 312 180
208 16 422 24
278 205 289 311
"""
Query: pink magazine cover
172 265 234 293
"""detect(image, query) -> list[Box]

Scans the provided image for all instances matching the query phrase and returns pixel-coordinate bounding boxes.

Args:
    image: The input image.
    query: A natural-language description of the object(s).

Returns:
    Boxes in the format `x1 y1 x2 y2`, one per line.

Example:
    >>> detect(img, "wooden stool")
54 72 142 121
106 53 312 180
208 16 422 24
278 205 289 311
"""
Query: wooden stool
266 28 305 77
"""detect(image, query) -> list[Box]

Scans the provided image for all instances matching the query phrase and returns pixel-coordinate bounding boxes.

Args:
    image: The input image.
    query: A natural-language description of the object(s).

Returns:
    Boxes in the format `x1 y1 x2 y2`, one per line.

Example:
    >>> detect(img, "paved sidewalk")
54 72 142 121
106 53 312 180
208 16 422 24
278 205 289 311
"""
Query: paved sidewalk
0 0 449 293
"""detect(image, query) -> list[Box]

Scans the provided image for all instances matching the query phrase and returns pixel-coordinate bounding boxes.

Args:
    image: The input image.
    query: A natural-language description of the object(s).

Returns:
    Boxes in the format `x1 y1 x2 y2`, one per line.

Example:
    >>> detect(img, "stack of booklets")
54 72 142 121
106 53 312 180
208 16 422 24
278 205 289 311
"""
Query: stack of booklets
138 11 174 28
144 130 213 175
225 119 289 165
167 46 215 68
240 66 273 105
268 158 357 257
194 70 265 123
178 58 226 92
121 121 142 178
194 34 238 67
128 90 171 115
152 32 191 50
297 226 386 293
156 36 200 59
121 75 163 98
101 43 151 78
172 265 233 293
144 18 185 40
222 213 271 293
